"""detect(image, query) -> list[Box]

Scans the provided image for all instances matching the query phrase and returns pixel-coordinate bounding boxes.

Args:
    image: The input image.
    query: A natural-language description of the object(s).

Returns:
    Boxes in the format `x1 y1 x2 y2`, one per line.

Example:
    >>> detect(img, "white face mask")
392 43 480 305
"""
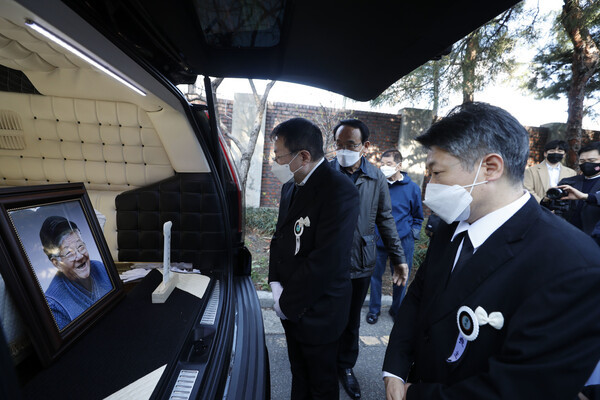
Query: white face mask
337 146 362 167
271 152 302 184
423 159 488 224
380 165 397 178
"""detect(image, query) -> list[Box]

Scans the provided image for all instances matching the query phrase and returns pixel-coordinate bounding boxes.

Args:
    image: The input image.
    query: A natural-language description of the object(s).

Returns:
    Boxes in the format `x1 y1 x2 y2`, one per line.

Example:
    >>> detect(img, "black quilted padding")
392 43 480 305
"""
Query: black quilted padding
116 173 227 272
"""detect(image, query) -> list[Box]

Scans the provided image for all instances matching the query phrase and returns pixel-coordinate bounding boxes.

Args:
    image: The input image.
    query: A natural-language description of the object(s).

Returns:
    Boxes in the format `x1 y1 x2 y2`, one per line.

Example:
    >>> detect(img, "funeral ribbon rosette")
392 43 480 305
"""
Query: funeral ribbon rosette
294 216 310 255
447 305 504 363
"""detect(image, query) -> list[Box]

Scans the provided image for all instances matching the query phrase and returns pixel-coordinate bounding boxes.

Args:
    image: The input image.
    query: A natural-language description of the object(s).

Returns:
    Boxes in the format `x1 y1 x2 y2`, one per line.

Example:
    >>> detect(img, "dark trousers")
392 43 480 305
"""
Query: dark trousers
283 325 340 400
337 276 371 369
369 235 415 318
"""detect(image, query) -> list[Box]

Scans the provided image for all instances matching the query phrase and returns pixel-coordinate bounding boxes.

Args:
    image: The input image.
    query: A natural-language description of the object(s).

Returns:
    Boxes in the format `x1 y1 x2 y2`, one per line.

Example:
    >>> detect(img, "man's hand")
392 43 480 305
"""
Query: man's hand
270 281 287 319
393 263 409 287
273 300 287 320
385 376 409 400
558 184 588 200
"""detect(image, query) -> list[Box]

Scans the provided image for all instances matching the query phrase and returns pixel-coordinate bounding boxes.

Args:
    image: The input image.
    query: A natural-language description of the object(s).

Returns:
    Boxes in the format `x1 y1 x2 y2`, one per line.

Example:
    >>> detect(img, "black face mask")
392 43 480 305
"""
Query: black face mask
546 153 564 164
579 162 600 177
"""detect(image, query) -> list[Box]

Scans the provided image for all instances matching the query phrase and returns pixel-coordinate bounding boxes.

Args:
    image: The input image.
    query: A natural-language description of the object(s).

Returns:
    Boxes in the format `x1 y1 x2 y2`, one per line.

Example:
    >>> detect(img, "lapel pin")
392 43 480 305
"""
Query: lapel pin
447 305 504 363
474 306 504 330
294 217 310 255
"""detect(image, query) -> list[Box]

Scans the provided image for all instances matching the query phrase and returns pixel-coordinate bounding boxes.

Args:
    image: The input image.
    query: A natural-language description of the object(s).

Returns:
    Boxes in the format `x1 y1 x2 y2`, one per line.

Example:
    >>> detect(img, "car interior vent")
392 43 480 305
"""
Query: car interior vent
0 110 24 150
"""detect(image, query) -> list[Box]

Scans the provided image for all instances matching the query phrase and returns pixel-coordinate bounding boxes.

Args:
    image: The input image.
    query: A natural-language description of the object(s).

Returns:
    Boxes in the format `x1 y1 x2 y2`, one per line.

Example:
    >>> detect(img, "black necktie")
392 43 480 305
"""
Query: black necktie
289 185 299 210
452 231 474 277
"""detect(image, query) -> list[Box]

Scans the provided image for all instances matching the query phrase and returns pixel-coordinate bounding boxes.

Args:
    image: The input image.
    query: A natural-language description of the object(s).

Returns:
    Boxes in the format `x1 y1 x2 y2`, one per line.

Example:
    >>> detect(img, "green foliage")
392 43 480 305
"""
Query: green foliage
525 33 574 100
250 256 270 291
412 224 431 273
524 2 600 118
371 58 450 115
373 2 536 111
245 207 278 236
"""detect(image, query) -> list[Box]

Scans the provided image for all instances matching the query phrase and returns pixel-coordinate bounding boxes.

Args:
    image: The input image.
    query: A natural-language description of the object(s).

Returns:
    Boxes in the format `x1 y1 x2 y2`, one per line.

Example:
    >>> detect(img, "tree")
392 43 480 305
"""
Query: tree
185 78 276 191
373 3 536 115
313 104 353 156
526 0 599 165
371 58 449 116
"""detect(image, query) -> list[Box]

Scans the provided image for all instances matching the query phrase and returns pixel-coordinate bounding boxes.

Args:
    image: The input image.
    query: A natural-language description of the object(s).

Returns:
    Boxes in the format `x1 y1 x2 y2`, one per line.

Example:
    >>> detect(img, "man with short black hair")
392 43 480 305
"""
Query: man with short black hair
383 102 600 399
330 119 408 399
524 139 576 202
268 117 359 399
557 141 600 239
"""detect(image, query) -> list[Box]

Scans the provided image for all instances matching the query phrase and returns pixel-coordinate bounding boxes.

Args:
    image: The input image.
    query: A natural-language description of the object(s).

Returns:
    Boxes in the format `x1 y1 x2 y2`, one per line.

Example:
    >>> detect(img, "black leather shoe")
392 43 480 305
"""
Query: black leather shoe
338 368 361 399
366 312 379 324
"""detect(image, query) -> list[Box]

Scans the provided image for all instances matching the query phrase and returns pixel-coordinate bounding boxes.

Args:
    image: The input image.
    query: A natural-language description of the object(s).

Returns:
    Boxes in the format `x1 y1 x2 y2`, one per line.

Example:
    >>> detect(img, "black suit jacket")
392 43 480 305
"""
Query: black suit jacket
269 161 359 345
383 197 600 399
559 174 600 235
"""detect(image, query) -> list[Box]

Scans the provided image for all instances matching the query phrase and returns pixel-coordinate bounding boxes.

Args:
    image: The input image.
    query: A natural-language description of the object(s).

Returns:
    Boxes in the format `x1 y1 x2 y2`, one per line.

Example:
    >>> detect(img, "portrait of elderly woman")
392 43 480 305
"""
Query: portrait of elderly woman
39 216 112 330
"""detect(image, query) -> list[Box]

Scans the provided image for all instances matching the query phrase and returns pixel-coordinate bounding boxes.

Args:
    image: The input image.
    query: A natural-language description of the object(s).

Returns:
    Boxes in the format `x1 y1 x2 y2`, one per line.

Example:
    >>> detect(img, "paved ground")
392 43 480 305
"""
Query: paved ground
262 298 396 400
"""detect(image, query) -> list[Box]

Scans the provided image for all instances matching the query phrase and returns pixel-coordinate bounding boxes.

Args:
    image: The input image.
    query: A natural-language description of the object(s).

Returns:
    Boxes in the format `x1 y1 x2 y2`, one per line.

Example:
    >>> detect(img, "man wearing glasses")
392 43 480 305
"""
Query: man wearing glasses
268 118 359 399
40 216 112 330
330 119 408 399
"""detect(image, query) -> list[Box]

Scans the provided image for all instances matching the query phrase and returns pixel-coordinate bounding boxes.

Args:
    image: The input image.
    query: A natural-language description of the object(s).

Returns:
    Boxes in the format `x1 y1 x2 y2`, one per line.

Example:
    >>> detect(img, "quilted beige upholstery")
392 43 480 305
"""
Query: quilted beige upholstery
0 92 175 260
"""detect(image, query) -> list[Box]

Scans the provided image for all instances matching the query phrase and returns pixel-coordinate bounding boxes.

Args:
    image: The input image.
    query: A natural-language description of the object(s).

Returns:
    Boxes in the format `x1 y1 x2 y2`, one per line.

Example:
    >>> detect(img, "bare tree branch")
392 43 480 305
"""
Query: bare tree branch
223 130 245 154
212 77 224 92
239 80 276 189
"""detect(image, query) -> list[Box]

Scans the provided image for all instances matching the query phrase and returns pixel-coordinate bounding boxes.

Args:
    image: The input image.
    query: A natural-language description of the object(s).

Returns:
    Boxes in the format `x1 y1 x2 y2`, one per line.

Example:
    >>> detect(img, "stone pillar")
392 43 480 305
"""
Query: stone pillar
541 123 568 143
397 108 433 188
231 93 266 208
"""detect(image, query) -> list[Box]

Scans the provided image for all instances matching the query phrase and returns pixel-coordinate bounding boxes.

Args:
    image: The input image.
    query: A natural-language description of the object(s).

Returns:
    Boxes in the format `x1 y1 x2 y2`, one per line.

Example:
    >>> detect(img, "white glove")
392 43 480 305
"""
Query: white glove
270 282 287 320
270 281 283 302
119 268 150 282
273 300 287 320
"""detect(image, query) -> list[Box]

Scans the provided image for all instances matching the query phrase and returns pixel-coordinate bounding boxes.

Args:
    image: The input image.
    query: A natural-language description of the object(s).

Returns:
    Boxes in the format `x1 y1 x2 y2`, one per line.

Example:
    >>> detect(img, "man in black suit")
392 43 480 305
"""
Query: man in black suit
383 102 600 399
268 117 359 399
557 141 600 240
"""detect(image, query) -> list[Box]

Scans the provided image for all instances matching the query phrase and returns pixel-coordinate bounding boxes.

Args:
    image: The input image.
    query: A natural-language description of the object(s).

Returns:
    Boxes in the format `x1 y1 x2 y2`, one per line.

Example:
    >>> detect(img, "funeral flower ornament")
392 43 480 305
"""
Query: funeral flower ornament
448 305 505 363
294 216 310 255
474 306 504 330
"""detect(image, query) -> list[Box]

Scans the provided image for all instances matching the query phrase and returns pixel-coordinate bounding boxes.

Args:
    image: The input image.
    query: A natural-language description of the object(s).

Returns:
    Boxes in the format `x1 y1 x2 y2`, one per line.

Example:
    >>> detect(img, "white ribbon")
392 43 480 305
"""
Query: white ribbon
475 306 504 330
294 217 311 255
297 216 310 228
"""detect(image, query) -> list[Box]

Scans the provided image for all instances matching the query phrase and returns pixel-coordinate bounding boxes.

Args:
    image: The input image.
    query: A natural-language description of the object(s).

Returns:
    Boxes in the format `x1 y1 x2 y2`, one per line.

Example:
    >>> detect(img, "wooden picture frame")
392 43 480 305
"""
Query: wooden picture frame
0 183 123 365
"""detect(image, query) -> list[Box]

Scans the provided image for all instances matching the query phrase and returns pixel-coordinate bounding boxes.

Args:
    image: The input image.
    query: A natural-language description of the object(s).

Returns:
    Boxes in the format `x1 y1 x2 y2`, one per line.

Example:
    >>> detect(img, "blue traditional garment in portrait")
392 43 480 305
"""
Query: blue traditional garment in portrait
44 260 112 330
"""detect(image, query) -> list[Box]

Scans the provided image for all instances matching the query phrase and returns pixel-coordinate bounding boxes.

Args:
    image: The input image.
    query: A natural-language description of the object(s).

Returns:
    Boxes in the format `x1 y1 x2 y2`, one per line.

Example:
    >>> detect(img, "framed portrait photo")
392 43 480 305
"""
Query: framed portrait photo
0 183 123 365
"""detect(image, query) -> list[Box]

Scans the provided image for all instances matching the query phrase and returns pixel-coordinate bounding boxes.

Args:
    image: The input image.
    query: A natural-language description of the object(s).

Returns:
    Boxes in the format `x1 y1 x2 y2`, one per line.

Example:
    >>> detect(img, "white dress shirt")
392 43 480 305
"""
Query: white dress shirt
451 191 530 269
545 161 561 188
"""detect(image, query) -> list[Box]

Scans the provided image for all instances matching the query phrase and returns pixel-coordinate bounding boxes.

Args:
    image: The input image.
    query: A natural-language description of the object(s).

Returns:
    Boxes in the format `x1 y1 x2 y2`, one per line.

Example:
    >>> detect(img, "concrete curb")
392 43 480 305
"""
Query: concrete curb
257 290 393 309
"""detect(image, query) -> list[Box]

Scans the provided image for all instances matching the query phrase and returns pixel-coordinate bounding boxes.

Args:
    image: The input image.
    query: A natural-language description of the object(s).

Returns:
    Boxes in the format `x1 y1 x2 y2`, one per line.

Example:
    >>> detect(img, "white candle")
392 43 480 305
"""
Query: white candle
163 221 172 283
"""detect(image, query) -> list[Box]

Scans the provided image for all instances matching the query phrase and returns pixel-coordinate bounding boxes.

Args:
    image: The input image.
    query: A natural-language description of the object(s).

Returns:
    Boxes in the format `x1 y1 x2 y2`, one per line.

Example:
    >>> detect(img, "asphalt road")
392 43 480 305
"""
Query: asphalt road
263 304 395 400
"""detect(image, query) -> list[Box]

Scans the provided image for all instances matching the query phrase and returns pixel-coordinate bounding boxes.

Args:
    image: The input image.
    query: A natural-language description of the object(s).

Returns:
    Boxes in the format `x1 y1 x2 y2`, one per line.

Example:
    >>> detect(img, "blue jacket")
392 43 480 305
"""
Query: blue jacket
376 172 423 248
45 260 113 330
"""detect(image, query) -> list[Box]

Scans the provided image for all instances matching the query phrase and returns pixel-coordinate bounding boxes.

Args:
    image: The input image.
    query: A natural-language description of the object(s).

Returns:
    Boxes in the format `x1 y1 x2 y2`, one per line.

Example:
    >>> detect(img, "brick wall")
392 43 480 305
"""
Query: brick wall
259 102 403 207
526 126 549 166
525 126 599 166
214 97 599 208
583 128 600 144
